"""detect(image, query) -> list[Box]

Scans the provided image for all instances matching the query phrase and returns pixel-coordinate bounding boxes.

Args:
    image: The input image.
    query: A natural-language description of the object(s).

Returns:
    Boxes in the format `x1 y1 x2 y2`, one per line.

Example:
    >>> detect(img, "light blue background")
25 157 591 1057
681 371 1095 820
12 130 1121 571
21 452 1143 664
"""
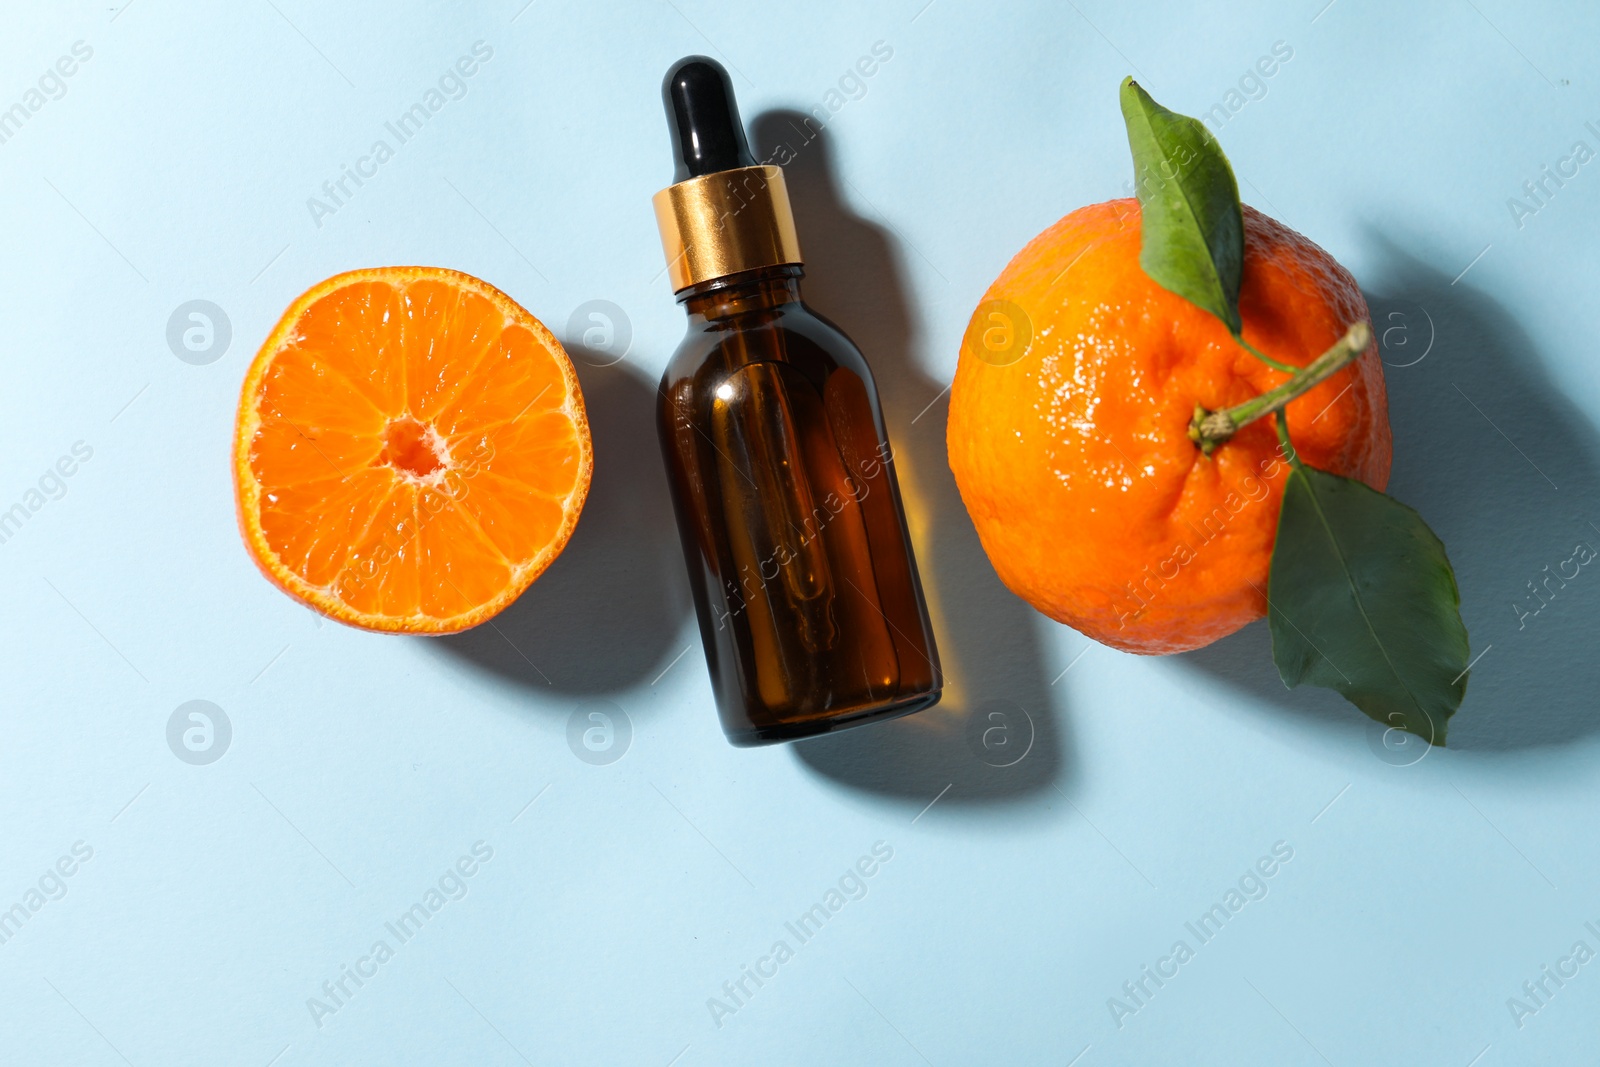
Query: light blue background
3 1 1598 1064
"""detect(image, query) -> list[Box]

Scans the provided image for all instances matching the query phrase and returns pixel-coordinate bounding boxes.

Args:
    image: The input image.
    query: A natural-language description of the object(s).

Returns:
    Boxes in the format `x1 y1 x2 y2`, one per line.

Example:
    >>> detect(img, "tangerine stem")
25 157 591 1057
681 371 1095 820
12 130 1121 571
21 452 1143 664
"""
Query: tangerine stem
1237 335 1298 374
1275 409 1300 469
1189 321 1371 456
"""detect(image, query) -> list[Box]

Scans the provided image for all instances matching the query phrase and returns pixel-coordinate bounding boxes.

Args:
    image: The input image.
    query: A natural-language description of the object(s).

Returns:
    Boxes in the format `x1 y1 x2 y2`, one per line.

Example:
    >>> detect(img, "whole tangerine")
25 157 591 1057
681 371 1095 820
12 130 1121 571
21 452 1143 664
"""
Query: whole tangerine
947 199 1392 654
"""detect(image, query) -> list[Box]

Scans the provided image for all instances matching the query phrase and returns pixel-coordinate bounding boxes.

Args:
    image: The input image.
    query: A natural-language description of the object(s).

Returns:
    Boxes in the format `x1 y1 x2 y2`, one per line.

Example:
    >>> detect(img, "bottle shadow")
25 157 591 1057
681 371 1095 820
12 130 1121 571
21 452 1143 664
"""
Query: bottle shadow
1180 234 1600 752
751 109 1070 801
428 357 693 702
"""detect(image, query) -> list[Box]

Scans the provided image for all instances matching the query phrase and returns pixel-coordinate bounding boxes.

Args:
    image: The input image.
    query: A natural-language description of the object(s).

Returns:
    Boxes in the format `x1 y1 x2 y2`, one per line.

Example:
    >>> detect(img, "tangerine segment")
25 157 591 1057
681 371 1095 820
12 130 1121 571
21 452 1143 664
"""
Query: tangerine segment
948 200 1391 655
234 267 592 634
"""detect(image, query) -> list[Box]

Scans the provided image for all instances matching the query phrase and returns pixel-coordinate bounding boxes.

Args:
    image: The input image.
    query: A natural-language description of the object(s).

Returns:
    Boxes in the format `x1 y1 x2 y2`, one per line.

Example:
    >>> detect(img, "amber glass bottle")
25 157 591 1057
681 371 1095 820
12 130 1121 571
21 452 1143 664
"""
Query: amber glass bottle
653 57 941 745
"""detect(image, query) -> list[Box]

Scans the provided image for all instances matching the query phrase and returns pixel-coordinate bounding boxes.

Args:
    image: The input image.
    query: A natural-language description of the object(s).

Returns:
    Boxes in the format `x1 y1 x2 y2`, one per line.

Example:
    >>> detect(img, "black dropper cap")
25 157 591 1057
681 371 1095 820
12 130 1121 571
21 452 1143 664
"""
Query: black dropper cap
662 56 757 183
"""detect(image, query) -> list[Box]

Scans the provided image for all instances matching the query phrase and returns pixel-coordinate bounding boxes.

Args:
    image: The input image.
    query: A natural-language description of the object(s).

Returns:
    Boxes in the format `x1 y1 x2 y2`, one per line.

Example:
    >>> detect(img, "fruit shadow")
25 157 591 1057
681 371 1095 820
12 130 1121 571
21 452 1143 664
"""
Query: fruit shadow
430 358 693 699
1180 235 1600 751
752 109 1069 802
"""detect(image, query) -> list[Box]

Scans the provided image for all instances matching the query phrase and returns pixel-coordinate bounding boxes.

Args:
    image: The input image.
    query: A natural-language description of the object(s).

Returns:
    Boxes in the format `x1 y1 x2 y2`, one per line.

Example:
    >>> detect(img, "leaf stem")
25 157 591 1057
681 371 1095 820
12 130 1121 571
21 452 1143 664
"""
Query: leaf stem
1275 409 1301 469
1189 321 1371 456
1236 335 1298 373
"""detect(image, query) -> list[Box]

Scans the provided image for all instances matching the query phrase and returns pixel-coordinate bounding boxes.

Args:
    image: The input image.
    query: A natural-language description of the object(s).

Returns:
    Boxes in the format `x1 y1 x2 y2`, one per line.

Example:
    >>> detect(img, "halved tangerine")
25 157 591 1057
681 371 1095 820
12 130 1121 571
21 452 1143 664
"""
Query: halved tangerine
233 266 592 634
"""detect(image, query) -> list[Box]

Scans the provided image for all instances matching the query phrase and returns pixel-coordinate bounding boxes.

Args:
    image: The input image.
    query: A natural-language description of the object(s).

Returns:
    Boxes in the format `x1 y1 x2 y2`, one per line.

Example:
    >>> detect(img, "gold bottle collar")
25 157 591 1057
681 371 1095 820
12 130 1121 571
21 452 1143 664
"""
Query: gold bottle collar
652 165 802 293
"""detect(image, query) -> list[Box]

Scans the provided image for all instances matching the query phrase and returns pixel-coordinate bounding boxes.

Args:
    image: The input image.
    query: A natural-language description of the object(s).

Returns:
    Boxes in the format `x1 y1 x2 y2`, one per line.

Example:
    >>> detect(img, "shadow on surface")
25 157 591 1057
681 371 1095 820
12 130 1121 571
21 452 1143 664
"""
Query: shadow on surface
752 109 1067 801
431 358 692 698
1183 235 1600 751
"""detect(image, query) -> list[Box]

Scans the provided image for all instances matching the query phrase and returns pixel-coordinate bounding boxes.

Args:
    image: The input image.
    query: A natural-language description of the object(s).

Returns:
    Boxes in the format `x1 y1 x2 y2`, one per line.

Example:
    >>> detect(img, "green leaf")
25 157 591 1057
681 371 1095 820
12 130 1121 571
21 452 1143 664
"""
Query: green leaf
1268 465 1470 744
1118 77 1244 335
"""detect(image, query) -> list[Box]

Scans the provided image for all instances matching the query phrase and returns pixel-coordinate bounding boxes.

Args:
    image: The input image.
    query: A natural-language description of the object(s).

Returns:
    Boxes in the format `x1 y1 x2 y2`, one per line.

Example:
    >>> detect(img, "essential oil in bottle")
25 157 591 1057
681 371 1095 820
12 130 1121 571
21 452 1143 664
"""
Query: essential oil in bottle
651 56 942 746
